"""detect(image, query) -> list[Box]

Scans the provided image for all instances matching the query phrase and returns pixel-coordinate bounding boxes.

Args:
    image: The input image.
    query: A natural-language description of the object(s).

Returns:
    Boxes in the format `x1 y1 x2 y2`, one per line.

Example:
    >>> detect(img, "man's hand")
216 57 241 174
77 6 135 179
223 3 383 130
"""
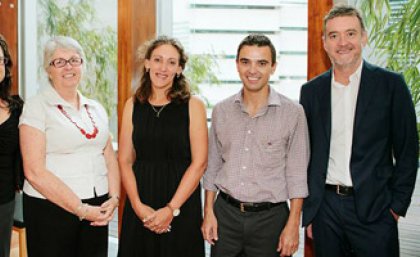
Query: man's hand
306 223 313 239
201 209 218 245
277 222 299 257
390 209 399 222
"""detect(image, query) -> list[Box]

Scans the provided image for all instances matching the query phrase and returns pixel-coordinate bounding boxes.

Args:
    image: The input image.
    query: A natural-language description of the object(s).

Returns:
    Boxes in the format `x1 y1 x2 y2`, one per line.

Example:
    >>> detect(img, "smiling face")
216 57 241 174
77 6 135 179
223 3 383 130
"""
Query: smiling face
323 15 367 72
144 44 182 91
47 48 83 90
236 45 276 93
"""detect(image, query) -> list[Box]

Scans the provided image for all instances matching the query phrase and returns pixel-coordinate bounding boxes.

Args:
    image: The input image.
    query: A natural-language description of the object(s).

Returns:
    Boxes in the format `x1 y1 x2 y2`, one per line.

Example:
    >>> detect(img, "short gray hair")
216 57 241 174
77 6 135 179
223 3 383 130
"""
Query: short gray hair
43 36 86 71
323 5 366 35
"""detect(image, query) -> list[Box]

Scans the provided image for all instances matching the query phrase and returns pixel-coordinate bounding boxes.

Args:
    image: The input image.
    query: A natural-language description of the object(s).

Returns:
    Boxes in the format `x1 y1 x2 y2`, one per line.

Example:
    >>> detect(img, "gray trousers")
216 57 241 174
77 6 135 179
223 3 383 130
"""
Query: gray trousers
211 196 289 257
0 199 15 257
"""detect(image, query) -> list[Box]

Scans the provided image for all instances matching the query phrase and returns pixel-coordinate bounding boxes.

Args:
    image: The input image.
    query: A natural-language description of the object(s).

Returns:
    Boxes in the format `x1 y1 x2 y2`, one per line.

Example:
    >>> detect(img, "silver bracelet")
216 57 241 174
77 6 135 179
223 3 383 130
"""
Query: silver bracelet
77 203 89 221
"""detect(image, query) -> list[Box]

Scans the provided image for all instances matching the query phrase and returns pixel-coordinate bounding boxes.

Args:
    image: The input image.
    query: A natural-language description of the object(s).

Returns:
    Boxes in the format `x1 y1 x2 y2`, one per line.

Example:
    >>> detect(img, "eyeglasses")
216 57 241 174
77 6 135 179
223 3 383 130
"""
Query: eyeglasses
0 57 9 65
49 57 83 68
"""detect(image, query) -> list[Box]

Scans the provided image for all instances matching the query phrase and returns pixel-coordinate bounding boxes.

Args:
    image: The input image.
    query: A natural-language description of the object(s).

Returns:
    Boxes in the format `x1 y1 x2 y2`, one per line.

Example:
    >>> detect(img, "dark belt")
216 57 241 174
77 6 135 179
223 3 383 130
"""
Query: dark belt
325 184 354 196
219 191 285 213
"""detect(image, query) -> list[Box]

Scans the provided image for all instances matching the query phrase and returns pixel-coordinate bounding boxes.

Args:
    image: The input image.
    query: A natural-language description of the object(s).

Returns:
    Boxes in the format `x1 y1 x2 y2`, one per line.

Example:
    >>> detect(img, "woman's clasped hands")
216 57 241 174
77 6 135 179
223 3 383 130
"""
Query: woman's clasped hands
139 204 173 234
80 196 119 226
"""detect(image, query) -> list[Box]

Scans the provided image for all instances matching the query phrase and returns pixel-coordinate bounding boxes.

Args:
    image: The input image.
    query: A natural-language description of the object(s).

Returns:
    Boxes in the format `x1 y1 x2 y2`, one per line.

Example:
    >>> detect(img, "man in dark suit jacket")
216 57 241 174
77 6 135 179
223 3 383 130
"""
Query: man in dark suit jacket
300 5 418 257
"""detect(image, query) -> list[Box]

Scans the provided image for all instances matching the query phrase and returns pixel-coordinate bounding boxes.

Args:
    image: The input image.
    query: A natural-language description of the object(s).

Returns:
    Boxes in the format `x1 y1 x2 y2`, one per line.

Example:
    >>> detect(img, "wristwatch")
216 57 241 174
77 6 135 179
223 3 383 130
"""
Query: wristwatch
166 203 180 217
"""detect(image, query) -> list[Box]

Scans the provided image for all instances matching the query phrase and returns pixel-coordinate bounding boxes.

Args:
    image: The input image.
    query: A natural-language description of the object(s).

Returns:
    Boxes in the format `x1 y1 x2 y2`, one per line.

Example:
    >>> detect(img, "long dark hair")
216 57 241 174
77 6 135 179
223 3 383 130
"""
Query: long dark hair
134 36 190 104
0 34 22 112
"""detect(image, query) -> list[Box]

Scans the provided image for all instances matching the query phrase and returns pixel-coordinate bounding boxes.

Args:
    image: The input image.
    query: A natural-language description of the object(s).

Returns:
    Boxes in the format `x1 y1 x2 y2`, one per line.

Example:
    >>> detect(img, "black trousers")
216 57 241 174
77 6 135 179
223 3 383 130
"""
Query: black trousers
0 199 14 257
23 193 109 257
211 196 289 257
312 190 399 257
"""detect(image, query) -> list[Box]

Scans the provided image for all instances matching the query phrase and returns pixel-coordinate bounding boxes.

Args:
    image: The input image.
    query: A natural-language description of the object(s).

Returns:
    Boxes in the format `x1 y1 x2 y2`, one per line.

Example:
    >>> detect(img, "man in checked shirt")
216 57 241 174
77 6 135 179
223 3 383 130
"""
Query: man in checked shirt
202 34 310 257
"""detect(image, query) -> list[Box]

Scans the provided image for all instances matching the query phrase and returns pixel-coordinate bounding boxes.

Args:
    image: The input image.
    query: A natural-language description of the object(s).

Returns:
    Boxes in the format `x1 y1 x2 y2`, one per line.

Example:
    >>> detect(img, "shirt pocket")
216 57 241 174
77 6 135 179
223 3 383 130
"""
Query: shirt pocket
256 135 286 171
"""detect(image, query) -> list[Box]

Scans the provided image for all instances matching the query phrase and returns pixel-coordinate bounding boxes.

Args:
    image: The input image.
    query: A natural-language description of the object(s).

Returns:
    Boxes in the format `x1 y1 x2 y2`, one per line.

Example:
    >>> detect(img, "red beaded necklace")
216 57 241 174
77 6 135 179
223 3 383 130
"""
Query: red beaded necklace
57 104 99 139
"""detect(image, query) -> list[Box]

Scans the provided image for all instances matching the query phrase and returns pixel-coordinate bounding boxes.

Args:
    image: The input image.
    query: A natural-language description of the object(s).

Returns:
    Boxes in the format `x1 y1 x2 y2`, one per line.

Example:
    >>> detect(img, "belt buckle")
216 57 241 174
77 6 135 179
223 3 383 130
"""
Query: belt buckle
336 185 345 196
240 203 245 213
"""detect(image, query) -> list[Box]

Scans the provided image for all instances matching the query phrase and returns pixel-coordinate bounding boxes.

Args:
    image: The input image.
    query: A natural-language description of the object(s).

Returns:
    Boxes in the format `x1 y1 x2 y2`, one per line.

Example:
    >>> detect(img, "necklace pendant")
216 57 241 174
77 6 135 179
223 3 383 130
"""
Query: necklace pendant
150 102 168 118
57 104 99 140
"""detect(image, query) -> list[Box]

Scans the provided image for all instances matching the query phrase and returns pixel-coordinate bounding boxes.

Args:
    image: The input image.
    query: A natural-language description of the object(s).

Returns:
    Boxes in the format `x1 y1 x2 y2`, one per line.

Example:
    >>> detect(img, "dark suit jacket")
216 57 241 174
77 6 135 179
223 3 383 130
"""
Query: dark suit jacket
300 61 418 226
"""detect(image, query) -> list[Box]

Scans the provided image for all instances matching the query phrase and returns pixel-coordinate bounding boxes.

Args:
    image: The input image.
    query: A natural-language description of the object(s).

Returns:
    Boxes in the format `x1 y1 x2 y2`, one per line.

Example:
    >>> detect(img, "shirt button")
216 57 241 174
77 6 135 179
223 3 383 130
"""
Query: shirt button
242 166 247 170
244 147 249 151
247 130 252 134
241 182 245 186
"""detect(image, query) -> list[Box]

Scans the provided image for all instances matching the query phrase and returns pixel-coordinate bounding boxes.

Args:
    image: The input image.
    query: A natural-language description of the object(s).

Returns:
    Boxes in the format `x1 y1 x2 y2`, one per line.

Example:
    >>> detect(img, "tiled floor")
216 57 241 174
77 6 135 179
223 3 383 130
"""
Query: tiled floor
10 230 19 257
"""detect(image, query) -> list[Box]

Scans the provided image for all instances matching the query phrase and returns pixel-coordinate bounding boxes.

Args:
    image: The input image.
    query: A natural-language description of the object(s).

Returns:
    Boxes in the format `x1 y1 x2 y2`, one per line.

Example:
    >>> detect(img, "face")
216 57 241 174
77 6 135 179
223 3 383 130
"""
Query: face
47 48 82 90
236 45 276 93
145 44 182 90
0 47 5 83
323 15 367 71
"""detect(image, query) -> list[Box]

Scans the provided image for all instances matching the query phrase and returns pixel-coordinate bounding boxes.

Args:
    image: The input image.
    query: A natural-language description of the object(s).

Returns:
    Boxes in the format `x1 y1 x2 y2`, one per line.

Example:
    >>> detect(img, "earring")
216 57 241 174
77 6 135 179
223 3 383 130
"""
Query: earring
145 68 150 73
176 73 181 78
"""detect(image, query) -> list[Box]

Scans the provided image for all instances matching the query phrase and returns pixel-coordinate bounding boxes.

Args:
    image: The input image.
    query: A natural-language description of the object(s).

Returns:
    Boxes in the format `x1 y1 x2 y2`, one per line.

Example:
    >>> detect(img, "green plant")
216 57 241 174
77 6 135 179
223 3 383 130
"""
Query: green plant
357 0 419 106
38 0 117 117
357 0 419 146
184 53 220 107
38 0 219 111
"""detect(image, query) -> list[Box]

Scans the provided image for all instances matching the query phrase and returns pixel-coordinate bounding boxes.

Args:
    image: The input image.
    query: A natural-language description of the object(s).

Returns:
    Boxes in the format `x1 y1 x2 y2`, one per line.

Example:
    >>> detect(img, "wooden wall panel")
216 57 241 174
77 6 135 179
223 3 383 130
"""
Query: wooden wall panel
0 0 18 94
118 0 156 234
307 0 332 81
306 1 332 256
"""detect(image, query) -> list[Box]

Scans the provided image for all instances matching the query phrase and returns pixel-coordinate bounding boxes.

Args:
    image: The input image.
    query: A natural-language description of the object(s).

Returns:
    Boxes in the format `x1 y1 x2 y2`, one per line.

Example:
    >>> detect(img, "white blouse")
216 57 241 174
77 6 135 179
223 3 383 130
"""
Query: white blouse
19 85 110 199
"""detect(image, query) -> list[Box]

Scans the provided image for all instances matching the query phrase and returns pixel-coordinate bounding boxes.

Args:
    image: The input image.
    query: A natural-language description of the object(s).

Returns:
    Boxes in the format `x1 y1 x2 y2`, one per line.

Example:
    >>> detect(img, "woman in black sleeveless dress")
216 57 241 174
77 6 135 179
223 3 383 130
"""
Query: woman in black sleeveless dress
0 34 23 257
118 36 207 257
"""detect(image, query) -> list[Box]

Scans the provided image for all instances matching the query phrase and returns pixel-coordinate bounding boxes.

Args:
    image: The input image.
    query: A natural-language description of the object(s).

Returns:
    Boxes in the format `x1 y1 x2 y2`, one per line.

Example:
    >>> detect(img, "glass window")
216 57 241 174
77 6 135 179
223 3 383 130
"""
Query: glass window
168 0 308 108
21 0 118 140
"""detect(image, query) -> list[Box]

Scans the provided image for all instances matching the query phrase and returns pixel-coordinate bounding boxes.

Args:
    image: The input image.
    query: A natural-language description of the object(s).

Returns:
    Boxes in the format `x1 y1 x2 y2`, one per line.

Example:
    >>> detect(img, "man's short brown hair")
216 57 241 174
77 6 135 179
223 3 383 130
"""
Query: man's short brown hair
323 5 366 34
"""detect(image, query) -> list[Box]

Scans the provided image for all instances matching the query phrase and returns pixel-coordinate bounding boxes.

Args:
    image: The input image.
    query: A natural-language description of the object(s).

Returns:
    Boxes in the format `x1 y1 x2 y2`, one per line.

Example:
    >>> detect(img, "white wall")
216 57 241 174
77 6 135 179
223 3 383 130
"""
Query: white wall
19 0 39 99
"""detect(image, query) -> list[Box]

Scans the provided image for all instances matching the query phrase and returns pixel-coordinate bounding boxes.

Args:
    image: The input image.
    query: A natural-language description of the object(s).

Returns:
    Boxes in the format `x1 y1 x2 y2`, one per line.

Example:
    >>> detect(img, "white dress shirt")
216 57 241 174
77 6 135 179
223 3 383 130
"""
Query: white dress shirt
326 61 363 187
19 85 110 199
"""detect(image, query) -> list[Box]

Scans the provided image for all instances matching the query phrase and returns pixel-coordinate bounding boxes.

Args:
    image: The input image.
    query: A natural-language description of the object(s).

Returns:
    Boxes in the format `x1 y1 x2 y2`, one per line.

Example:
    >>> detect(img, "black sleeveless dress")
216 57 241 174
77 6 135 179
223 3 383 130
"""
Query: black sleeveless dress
0 98 23 205
118 100 204 257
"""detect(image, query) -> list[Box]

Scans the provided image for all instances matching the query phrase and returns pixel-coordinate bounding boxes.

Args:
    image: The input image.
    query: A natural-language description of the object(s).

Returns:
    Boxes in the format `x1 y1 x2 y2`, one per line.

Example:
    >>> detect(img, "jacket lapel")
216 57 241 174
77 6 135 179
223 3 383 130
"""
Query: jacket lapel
354 62 377 131
317 70 332 143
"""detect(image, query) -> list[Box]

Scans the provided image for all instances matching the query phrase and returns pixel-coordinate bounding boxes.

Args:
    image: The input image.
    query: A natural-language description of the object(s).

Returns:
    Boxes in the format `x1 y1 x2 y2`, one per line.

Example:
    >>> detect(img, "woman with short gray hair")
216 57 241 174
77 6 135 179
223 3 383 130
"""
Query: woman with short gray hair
19 36 120 257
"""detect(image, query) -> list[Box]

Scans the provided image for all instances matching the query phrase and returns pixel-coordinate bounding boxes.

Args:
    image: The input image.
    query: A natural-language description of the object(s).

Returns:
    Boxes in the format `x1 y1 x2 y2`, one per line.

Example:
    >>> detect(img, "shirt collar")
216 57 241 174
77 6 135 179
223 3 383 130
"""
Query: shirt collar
233 85 281 107
42 85 95 108
332 60 363 86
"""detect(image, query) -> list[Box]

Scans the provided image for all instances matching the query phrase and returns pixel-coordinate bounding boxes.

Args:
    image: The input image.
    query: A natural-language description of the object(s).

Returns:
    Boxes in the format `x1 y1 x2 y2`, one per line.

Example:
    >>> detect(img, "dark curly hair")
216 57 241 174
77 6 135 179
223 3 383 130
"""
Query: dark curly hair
0 34 22 111
134 36 190 104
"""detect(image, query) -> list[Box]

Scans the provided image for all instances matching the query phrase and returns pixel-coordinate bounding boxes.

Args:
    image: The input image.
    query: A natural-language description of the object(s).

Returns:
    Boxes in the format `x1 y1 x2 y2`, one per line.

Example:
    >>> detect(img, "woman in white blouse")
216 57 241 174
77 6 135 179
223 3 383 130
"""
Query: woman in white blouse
19 36 120 257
